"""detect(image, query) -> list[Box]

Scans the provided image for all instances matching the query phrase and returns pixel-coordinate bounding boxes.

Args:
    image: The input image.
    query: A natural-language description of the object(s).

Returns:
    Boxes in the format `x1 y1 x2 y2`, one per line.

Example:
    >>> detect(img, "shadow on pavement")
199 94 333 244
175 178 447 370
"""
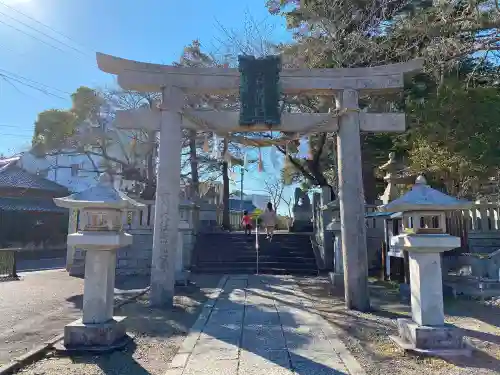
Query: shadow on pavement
30 274 222 375
190 275 349 374
65 275 152 310
295 275 500 375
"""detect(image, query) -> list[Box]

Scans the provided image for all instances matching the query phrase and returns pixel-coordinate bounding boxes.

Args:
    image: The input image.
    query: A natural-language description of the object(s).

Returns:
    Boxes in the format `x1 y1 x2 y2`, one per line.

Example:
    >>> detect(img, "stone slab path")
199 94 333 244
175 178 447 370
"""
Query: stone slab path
166 275 365 375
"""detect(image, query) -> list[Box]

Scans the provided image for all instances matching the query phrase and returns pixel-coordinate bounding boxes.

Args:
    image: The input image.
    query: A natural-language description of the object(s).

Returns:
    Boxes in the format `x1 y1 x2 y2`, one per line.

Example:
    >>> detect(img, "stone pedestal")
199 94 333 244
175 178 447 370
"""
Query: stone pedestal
389 234 470 356
291 209 313 232
63 232 133 351
64 316 127 350
82 249 116 324
394 319 466 353
408 251 444 326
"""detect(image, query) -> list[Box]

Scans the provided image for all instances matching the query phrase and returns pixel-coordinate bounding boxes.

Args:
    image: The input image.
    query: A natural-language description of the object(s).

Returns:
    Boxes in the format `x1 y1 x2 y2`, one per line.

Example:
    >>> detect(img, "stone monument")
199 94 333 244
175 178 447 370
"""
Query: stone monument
379 176 472 356
54 172 144 351
291 187 313 232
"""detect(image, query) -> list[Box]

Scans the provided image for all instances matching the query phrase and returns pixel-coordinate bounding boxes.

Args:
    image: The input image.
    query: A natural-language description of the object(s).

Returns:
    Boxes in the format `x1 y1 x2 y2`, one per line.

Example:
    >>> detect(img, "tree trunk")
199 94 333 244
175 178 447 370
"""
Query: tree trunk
362 160 378 204
188 130 200 201
360 135 379 204
222 138 230 230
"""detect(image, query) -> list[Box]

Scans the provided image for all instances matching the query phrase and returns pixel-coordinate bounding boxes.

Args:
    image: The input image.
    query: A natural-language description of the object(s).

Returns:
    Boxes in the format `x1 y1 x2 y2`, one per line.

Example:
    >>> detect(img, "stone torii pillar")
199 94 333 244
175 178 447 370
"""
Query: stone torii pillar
335 89 370 310
149 87 185 307
95 52 422 311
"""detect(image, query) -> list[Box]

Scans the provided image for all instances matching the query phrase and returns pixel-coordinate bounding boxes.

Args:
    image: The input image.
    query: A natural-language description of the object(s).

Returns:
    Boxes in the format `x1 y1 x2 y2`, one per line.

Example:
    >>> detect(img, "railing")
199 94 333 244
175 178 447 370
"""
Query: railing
72 199 198 232
216 210 242 229
446 201 500 250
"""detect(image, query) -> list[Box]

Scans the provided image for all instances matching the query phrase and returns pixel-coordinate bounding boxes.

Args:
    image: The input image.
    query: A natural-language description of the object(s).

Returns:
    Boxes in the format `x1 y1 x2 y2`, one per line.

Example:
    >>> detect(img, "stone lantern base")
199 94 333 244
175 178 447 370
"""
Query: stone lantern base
60 316 130 352
391 318 471 357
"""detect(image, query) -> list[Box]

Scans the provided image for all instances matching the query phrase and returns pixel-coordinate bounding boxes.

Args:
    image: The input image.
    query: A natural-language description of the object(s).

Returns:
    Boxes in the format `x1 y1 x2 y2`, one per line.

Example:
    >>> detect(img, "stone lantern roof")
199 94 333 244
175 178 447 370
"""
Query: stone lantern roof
54 172 145 210
379 175 472 213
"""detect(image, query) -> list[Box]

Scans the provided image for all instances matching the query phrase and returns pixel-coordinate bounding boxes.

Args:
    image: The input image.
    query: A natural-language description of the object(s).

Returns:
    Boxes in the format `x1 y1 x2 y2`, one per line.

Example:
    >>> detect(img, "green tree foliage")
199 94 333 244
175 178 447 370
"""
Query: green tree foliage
403 81 500 197
32 86 104 153
31 86 161 199
268 0 500 200
71 86 104 123
32 109 77 153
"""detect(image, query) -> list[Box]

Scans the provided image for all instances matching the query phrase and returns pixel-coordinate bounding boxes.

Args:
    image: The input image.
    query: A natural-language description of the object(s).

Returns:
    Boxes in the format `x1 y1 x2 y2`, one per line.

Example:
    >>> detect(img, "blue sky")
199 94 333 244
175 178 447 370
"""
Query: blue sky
0 0 297 212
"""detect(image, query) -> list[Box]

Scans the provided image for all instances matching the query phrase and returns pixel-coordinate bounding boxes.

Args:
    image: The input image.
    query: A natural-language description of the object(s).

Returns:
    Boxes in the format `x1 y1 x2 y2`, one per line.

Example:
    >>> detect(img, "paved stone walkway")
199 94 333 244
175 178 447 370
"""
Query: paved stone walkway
166 275 365 375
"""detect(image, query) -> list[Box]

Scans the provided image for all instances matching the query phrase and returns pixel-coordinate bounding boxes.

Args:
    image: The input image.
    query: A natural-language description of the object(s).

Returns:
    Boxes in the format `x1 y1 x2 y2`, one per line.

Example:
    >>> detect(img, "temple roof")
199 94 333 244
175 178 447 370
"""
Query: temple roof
0 197 67 213
54 172 144 210
0 158 68 194
379 176 472 212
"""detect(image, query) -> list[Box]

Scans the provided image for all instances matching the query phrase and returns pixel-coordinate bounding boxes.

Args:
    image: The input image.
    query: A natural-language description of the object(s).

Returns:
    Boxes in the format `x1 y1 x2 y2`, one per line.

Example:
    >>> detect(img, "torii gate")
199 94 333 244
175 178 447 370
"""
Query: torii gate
96 52 423 311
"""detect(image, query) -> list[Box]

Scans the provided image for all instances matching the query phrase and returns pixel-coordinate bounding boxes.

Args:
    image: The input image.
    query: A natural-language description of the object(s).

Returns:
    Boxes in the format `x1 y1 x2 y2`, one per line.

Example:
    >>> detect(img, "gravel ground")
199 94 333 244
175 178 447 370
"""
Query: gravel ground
16 274 222 375
295 277 500 375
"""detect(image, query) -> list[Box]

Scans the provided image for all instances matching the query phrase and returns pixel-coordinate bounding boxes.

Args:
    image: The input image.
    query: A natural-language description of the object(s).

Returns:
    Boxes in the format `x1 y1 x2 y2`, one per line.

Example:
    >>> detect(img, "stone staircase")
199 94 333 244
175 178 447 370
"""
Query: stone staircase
191 232 318 276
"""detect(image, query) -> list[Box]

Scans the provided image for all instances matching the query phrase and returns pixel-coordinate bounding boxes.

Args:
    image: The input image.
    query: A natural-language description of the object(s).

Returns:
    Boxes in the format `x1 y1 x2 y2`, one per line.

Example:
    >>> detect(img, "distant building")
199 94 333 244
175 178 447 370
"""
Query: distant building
16 121 148 193
0 157 68 247
18 151 106 193
228 198 257 213
230 191 270 208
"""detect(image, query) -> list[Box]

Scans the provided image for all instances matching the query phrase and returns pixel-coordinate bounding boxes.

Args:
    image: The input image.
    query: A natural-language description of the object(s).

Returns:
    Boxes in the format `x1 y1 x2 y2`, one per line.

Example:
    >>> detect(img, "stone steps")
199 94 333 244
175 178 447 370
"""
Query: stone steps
193 266 318 276
196 256 316 263
195 260 317 268
192 233 317 276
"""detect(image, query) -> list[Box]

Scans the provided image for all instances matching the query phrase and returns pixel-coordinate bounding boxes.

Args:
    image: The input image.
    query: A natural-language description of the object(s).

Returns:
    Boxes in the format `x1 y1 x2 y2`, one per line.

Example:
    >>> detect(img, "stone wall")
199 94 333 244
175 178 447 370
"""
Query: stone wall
69 232 153 278
116 230 153 276
69 228 196 278
312 197 384 273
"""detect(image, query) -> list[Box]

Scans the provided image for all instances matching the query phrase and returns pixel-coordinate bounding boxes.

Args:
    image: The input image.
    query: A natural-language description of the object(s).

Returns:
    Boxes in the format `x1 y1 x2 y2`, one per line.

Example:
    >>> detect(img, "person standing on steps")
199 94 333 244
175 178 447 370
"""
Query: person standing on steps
260 202 277 241
241 210 252 235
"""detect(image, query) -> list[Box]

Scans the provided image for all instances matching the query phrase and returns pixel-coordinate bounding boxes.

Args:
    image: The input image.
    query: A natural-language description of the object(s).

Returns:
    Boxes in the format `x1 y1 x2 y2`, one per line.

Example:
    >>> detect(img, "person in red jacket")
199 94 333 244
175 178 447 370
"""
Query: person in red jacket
241 210 252 235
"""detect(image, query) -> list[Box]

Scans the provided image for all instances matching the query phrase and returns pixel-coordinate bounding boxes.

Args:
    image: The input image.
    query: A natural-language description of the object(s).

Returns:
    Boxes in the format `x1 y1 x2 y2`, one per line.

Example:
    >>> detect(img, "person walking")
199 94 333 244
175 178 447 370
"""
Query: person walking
260 202 277 241
241 210 252 235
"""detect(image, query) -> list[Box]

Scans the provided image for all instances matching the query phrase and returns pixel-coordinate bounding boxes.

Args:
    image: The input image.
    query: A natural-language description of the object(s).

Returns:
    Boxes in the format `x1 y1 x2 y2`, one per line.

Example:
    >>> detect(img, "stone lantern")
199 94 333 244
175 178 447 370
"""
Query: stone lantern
379 175 471 356
54 172 144 350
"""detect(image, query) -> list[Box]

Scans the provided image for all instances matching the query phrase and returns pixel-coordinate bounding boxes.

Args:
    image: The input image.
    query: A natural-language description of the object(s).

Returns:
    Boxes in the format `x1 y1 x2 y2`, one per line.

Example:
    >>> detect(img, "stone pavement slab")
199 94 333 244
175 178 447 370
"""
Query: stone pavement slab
165 275 365 375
